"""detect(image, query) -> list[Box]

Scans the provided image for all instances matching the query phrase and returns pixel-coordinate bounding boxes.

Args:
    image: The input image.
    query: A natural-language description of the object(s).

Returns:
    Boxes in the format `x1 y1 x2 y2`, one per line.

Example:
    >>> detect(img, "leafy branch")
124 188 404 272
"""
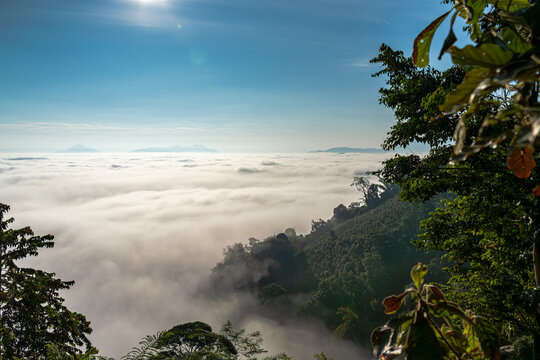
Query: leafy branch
413 0 539 187
371 263 512 360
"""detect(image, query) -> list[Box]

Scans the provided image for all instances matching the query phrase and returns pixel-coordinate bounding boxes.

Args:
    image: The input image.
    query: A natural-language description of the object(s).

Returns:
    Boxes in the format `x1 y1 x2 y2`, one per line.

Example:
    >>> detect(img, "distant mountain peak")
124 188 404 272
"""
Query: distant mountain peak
132 144 218 153
60 144 99 153
309 147 386 154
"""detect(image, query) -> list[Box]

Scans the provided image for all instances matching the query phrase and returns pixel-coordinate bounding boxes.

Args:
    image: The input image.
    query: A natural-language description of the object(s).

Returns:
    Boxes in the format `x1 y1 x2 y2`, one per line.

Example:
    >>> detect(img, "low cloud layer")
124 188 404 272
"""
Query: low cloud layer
0 153 387 359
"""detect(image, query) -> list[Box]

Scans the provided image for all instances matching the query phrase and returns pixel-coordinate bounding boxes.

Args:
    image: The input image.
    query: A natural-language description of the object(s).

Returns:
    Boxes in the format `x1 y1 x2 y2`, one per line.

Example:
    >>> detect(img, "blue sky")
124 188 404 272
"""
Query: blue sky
0 0 454 152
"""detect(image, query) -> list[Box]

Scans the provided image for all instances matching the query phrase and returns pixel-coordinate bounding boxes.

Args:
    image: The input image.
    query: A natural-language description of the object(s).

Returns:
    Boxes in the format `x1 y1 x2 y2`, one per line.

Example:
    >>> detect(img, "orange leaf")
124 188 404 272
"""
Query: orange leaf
533 183 540 197
383 291 410 314
507 147 536 178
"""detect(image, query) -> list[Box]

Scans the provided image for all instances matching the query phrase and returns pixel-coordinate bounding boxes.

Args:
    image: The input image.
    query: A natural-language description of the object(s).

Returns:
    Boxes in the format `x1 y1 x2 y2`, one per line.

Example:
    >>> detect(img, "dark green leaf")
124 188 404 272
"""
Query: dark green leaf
386 312 415 332
440 67 491 112
489 0 529 11
438 301 472 323
498 2 539 33
438 23 457 60
371 326 392 347
500 27 533 53
371 326 393 358
443 325 469 353
466 0 488 41
473 316 501 358
522 1 540 33
406 313 447 360
448 44 514 67
467 0 488 20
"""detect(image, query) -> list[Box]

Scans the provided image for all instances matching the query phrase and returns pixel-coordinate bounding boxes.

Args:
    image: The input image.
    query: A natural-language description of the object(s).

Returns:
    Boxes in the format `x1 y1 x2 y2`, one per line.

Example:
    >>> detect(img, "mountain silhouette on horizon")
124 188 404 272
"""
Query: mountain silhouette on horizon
59 144 99 153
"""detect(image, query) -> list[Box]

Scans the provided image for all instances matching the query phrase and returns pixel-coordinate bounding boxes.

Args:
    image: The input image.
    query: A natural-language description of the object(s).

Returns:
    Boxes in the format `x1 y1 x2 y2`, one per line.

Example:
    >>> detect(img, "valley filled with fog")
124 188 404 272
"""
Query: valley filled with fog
0 152 387 359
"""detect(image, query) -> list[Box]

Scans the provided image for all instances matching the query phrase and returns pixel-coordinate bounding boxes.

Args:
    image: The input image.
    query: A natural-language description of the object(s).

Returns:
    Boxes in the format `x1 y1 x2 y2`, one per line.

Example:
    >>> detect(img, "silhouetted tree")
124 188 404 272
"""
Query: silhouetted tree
152 321 236 359
0 203 93 358
124 321 290 360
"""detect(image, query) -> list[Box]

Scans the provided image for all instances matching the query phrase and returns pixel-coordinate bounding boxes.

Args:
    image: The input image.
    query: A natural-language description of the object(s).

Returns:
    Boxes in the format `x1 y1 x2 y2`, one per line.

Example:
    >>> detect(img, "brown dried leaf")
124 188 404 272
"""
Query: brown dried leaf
533 183 540 197
426 284 446 303
383 291 410 314
507 147 536 178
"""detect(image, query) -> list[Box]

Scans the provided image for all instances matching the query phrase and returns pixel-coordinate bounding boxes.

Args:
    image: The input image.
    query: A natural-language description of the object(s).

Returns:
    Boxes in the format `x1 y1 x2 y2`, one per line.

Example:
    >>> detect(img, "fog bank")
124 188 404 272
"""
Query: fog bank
0 153 386 359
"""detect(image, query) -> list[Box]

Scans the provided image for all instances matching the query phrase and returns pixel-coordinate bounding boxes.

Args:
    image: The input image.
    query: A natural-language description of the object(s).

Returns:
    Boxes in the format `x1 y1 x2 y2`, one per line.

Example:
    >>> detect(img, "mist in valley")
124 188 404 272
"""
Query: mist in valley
0 152 385 359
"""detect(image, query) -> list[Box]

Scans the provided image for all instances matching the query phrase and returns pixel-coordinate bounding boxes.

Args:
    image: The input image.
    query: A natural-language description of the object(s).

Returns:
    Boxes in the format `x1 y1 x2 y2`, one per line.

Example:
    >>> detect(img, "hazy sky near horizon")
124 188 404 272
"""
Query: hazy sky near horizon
0 0 454 152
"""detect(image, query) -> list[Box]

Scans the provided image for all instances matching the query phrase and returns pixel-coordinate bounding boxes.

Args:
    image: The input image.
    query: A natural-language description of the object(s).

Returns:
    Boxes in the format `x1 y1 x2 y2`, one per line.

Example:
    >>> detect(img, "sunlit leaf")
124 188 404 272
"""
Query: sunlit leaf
413 11 452 67
507 147 536 178
410 263 428 290
464 315 482 354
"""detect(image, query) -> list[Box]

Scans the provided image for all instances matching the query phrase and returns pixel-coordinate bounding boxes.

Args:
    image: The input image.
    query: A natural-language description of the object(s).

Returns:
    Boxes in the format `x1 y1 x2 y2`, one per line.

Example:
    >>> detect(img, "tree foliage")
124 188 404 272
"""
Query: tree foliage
151 321 237 360
121 332 164 360
209 182 447 346
413 0 539 172
0 203 93 359
301 191 447 343
122 321 290 360
372 0 540 354
371 40 538 341
46 344 113 360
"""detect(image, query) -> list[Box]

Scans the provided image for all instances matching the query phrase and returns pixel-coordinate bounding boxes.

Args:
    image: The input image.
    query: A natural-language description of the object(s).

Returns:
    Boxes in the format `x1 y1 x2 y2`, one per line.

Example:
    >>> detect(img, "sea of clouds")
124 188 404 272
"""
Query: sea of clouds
0 152 389 359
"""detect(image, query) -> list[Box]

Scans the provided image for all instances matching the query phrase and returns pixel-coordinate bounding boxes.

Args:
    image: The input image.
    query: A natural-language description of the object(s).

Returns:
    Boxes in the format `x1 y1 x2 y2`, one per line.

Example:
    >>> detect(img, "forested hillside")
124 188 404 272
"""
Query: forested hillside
209 181 447 345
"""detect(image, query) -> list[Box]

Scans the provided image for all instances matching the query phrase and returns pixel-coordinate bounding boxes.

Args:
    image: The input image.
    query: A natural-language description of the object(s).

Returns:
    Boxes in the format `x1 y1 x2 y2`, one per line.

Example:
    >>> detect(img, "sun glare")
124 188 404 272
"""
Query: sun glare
133 0 168 5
